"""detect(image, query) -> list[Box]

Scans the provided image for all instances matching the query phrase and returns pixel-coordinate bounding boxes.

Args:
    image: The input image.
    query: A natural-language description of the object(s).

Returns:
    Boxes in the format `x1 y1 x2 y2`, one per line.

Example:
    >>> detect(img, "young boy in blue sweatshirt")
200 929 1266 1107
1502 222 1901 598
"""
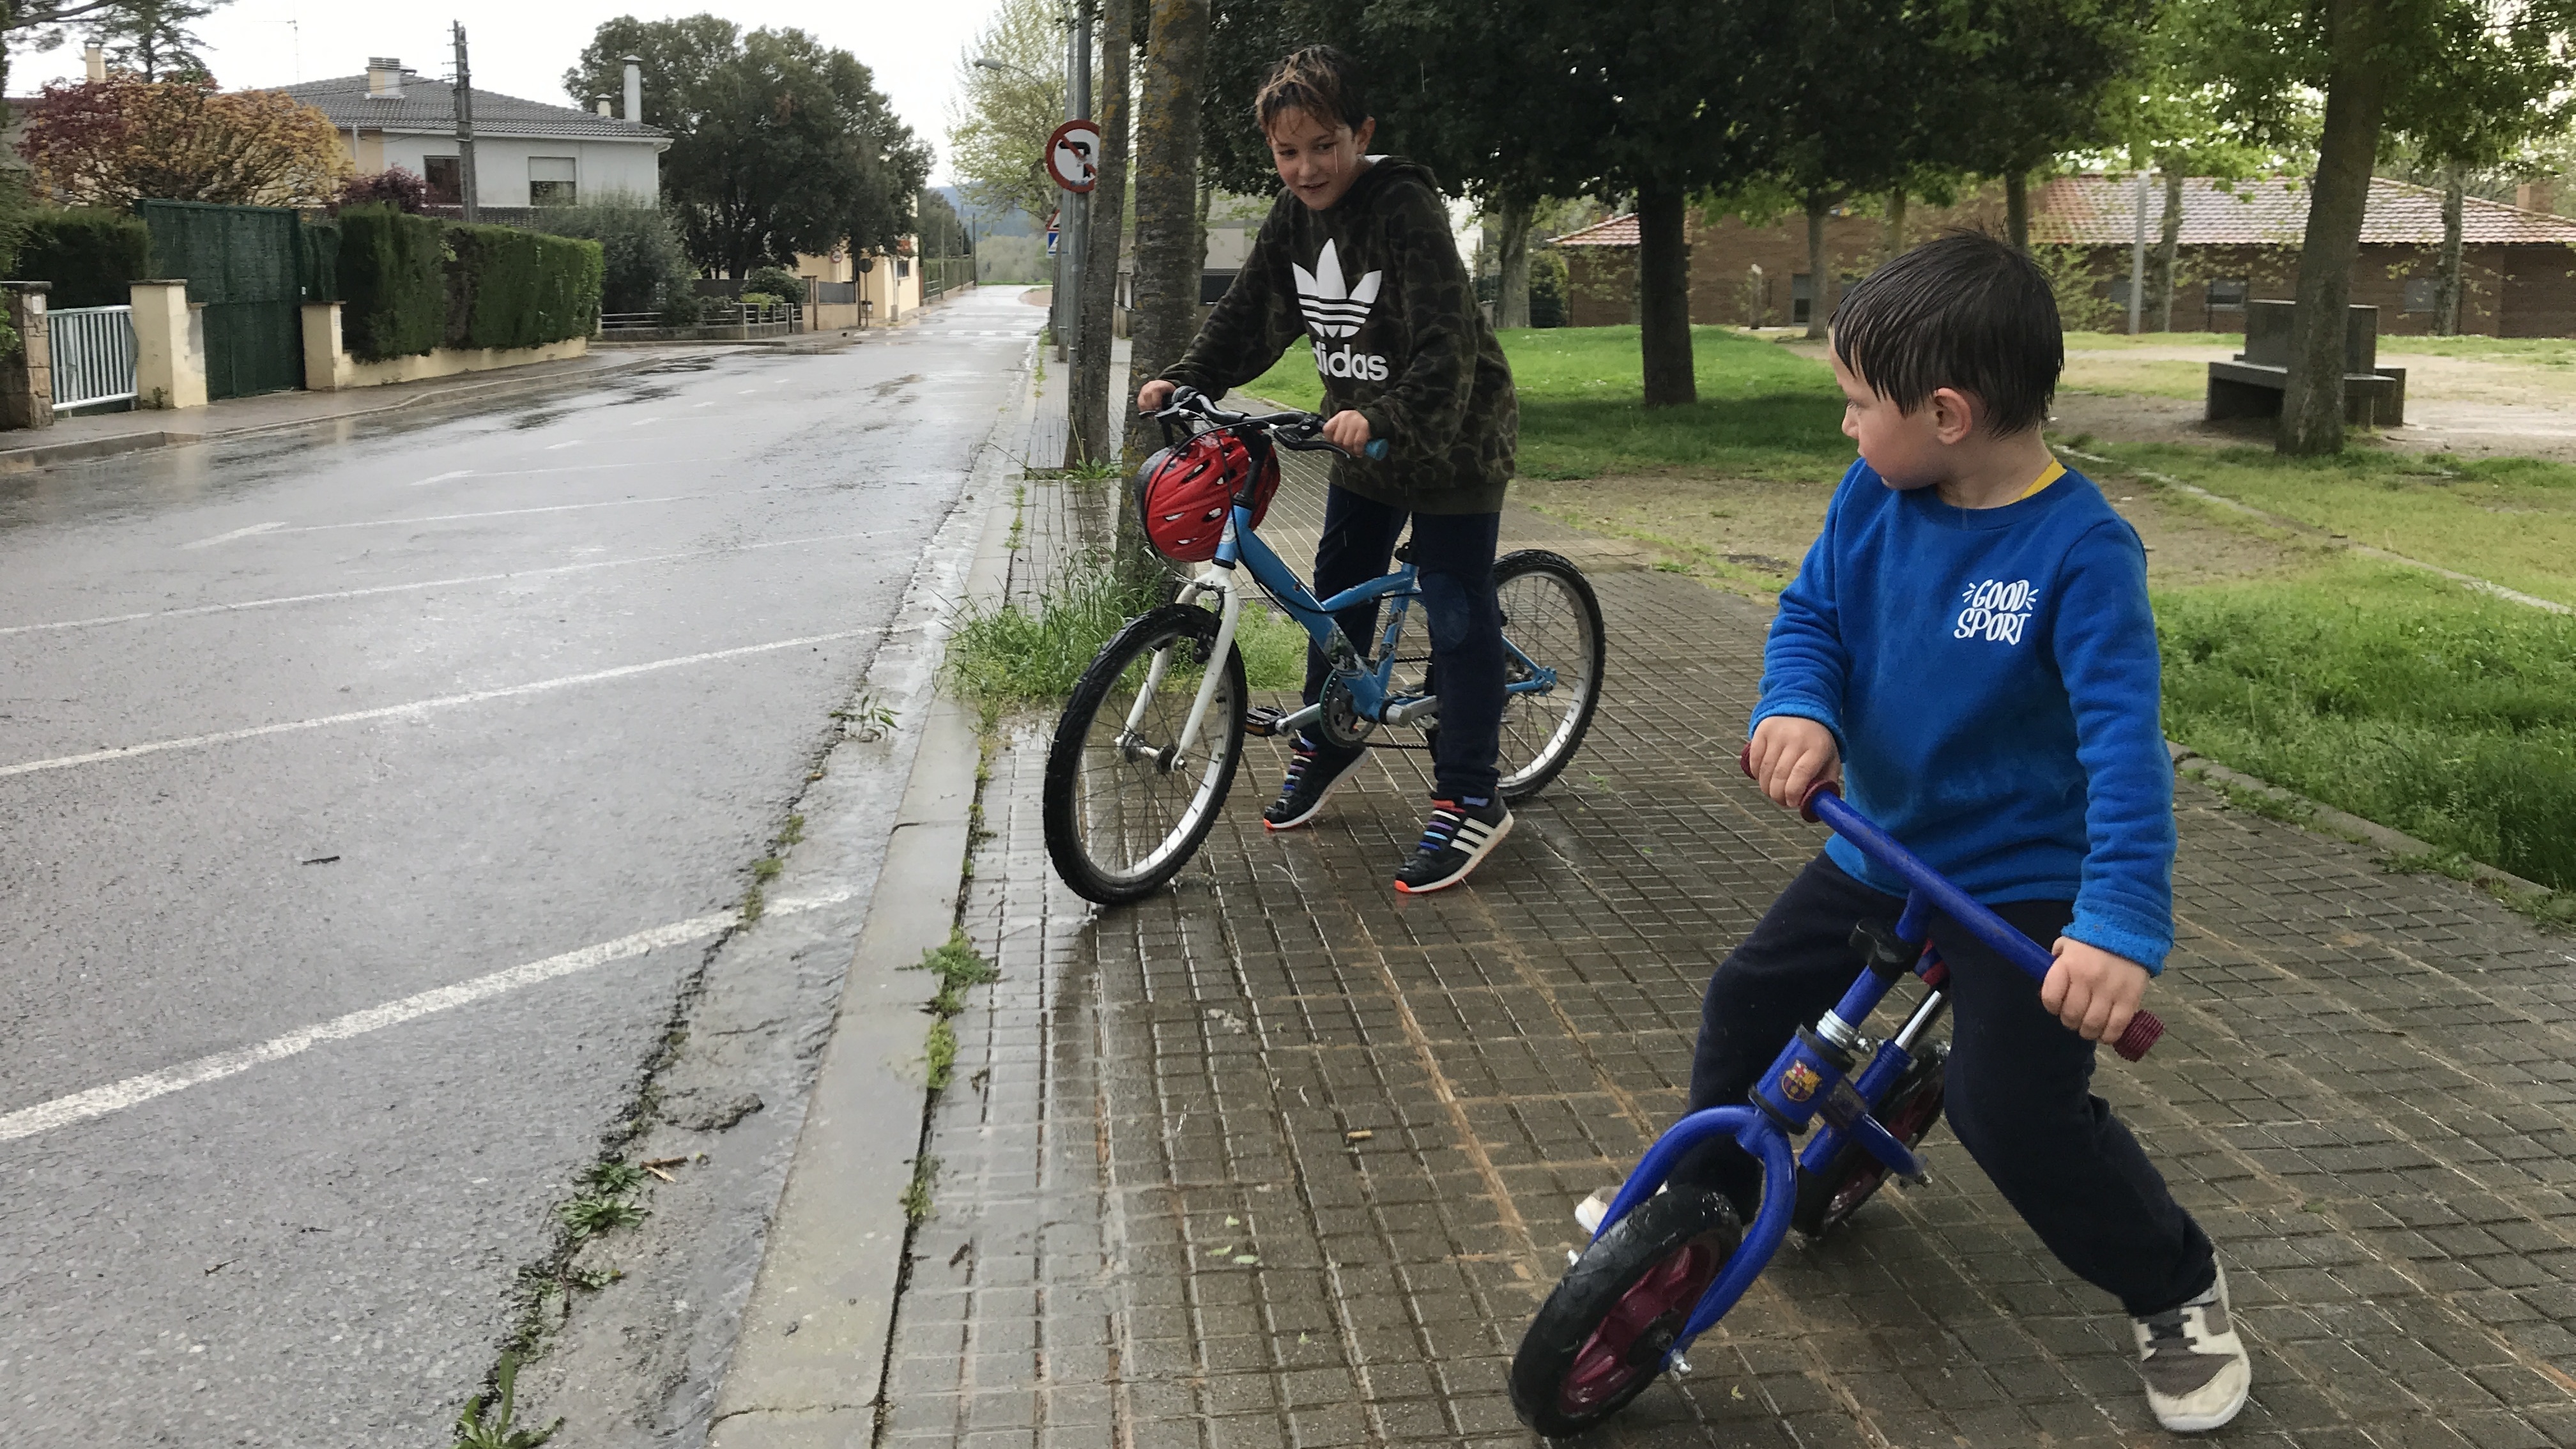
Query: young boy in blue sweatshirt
1584 234 2250 1432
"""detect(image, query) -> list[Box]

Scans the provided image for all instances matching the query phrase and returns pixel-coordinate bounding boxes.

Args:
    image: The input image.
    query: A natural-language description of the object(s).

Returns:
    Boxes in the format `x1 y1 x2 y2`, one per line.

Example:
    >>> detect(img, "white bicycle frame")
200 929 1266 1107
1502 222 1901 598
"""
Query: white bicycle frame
1117 556 1242 763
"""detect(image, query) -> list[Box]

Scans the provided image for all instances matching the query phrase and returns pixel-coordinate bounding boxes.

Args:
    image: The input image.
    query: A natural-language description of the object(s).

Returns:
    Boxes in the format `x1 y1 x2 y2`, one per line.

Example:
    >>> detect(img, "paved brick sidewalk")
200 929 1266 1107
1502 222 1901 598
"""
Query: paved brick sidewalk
885 456 2576 1448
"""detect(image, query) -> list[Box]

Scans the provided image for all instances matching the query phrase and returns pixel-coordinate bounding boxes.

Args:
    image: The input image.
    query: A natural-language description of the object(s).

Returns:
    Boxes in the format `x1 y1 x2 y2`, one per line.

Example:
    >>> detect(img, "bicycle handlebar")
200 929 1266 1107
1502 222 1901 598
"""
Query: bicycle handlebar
1738 746 2163 1062
1153 385 1391 461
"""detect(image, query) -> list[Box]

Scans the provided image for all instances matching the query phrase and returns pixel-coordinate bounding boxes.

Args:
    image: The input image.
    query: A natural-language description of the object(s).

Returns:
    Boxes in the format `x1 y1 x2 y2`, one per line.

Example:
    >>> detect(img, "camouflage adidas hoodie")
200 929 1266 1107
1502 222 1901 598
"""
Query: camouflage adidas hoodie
1160 157 1517 516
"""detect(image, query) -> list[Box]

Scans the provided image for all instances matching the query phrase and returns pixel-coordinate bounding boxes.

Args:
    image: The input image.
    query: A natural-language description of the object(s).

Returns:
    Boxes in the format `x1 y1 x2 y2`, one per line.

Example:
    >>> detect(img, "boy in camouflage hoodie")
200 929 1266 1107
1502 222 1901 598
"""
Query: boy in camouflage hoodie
1138 45 1521 894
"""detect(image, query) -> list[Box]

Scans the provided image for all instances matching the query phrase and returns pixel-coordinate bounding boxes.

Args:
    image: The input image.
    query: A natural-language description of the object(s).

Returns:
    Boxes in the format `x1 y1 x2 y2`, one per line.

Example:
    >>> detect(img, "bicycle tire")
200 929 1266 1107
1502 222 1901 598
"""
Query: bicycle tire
1790 1041 1948 1239
1042 603 1247 905
1509 1186 1741 1438
1490 549 1606 802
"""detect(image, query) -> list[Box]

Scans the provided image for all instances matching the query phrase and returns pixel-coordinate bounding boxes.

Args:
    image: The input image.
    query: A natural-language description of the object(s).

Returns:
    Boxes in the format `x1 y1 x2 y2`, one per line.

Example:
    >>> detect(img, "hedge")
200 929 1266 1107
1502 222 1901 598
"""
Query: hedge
16 208 151 308
337 204 446 360
445 223 603 351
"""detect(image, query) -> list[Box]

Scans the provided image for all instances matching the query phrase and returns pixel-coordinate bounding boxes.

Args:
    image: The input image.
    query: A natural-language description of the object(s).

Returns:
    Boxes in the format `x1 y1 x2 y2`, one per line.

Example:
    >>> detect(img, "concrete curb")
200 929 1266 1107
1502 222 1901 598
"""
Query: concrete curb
702 346 1035 1449
2167 740 2557 900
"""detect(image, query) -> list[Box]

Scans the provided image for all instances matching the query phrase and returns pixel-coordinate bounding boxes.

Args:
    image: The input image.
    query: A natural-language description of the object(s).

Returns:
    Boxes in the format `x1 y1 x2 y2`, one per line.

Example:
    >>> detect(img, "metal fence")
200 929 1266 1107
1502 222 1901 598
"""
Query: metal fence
597 302 801 342
919 256 972 303
49 305 137 411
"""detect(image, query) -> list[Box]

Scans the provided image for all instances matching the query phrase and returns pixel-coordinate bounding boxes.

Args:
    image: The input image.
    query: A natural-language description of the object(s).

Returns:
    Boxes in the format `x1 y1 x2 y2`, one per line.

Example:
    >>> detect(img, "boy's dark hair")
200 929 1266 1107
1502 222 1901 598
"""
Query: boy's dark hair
1255 45 1370 134
1829 231 2062 436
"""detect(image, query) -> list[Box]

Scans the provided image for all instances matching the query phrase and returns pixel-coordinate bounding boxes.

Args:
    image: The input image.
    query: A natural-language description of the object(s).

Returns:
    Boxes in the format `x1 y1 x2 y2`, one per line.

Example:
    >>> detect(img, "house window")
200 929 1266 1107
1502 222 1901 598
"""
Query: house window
2403 276 2438 312
424 156 462 204
2205 277 2250 309
528 157 577 206
898 258 911 279
1791 273 1812 326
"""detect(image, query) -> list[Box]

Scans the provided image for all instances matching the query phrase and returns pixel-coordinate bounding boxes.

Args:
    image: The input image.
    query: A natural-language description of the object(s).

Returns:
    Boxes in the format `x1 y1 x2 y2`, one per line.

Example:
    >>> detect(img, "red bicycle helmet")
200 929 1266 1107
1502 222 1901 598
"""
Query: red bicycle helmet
1137 429 1280 564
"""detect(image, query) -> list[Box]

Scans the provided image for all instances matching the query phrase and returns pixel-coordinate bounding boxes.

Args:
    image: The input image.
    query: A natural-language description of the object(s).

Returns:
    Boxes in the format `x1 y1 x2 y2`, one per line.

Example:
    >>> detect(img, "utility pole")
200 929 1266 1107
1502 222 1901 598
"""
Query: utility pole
1058 3 1088 365
452 22 480 224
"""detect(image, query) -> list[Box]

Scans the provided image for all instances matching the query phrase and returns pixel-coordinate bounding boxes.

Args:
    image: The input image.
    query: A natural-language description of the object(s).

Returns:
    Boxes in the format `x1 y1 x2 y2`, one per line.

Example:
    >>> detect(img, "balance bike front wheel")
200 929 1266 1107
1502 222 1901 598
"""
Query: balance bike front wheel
1508 1186 1741 1436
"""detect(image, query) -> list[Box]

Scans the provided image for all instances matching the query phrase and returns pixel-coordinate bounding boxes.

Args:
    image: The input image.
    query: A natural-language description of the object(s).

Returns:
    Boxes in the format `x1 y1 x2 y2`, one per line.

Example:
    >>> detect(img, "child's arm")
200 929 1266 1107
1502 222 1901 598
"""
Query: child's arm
1158 206 1301 401
2048 521 2178 976
1349 184 1477 456
1747 468 1857 797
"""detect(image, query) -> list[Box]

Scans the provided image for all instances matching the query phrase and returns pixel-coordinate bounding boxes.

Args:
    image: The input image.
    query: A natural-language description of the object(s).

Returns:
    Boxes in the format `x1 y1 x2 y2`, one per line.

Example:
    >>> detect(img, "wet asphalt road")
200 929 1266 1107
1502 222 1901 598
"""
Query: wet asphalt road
0 288 1041 1446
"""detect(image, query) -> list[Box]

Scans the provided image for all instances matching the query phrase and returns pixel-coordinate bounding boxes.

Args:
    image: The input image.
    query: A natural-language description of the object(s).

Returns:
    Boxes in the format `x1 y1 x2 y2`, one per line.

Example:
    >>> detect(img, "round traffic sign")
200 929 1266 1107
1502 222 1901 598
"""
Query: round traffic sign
1047 119 1101 194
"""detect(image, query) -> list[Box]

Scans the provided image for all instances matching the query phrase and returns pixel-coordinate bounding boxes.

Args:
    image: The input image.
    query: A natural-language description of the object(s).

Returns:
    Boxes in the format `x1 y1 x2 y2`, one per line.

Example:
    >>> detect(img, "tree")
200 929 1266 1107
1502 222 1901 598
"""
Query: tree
1124 0 1211 461
946 0 1068 231
1928 0 2157 253
916 187 969 257
22 74 348 206
2175 0 2576 452
566 18 930 277
2387 13 2575 335
0 1 129 96
95 0 210 80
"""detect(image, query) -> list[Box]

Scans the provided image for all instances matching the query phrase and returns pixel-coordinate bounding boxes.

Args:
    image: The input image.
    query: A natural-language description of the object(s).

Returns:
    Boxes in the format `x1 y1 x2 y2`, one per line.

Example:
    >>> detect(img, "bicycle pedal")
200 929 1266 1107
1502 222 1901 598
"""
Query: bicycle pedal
1244 706 1287 739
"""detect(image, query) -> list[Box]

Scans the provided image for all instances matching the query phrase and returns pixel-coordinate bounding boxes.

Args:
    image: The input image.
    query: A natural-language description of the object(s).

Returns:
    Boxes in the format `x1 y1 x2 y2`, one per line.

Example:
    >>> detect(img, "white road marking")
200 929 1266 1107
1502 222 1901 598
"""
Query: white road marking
0 629 865 779
411 470 475 487
181 496 689 547
0 530 888 638
0 889 855 1144
180 523 286 550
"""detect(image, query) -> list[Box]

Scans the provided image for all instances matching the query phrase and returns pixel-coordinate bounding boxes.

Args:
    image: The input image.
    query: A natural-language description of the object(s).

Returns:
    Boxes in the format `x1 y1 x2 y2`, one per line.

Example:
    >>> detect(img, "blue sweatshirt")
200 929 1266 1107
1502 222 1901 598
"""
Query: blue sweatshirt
1754 458 2176 972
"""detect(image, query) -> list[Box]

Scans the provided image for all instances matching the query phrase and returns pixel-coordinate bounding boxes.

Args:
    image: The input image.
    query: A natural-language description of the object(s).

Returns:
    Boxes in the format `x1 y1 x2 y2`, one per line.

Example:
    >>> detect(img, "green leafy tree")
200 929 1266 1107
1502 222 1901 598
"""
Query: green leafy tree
565 17 930 277
2385 17 2575 335
1926 0 2159 252
946 0 1068 231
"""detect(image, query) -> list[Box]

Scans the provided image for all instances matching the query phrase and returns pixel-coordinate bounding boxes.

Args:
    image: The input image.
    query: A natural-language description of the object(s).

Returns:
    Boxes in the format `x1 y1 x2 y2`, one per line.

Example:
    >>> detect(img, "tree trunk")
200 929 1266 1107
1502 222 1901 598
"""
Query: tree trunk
1495 196 1533 330
1802 196 1832 341
2279 0 2389 456
2152 170 2183 332
2435 162 2465 336
1636 182 1695 407
1884 188 1908 263
1073 0 1131 468
2004 172 2029 252
1123 0 1210 463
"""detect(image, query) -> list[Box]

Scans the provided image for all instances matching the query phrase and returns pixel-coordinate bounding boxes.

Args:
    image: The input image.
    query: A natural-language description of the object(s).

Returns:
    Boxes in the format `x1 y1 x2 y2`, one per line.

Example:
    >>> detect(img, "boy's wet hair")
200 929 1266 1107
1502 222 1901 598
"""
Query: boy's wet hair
1830 231 2062 436
1255 45 1370 135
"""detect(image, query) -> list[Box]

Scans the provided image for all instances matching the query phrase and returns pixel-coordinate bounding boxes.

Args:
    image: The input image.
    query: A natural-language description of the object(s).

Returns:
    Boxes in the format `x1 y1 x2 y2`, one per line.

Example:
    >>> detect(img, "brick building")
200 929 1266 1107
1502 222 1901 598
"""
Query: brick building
1554 175 2576 336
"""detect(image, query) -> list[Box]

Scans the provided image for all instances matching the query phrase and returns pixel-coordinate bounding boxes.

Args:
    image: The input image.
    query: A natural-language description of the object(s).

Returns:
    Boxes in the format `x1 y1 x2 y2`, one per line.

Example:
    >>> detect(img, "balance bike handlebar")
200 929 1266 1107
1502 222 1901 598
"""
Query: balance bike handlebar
1738 747 2163 1062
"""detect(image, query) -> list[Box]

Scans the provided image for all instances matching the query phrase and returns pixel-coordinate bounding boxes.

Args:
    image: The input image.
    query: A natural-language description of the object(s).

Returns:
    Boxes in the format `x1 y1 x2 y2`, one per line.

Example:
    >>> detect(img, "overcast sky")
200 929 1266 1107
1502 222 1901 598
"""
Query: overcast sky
12 0 993 182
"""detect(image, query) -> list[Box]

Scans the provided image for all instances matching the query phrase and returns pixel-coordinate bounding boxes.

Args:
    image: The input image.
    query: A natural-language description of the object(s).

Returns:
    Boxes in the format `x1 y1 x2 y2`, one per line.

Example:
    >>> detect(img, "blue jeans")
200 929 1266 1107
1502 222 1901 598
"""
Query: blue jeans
1298 486 1504 802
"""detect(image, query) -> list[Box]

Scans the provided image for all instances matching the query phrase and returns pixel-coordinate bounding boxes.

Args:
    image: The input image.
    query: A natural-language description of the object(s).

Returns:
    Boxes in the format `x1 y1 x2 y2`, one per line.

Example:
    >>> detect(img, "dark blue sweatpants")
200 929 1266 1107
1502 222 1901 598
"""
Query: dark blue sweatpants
1297 485 1505 802
1678 852 2216 1317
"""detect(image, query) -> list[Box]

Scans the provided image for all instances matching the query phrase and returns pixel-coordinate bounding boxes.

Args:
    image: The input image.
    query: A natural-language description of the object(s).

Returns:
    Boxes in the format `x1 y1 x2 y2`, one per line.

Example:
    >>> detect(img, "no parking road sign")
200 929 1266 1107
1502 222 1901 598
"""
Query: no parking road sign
1047 119 1100 194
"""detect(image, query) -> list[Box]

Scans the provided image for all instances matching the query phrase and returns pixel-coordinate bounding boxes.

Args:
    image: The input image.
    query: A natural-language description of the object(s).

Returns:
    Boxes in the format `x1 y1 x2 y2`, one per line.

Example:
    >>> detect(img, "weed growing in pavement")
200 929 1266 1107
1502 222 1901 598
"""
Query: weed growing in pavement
2386 849 2576 932
739 883 765 924
947 558 1305 723
778 813 804 846
925 1018 959 1089
450 1353 560 1449
2202 776 2315 827
901 1154 941 1224
579 1160 646 1195
752 857 783 884
558 1193 647 1239
832 695 900 742
914 929 1001 1014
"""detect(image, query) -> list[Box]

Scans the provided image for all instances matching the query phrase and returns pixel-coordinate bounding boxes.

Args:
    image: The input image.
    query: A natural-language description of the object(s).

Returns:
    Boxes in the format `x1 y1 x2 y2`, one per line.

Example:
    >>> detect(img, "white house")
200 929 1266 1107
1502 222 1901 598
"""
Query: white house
283 57 668 210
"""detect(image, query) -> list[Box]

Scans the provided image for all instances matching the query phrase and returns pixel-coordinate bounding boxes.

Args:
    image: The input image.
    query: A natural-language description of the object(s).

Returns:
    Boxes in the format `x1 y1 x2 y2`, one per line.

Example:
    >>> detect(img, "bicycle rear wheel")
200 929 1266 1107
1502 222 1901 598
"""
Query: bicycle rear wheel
1491 549 1606 801
1043 604 1247 905
1791 1041 1948 1239
1510 1186 1741 1437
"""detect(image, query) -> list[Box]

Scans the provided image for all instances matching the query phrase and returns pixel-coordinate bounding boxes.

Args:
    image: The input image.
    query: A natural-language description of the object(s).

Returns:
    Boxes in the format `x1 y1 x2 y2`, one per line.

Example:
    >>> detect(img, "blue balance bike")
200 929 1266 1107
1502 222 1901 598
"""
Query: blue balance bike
1508 761 2162 1436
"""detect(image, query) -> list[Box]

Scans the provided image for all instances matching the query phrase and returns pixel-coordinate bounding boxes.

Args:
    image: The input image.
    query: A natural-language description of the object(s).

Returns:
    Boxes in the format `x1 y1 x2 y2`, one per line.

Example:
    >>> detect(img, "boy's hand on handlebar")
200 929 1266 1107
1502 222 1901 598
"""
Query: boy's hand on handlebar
1746 716 1840 810
1321 408 1372 453
1137 379 1176 413
2040 938 2150 1046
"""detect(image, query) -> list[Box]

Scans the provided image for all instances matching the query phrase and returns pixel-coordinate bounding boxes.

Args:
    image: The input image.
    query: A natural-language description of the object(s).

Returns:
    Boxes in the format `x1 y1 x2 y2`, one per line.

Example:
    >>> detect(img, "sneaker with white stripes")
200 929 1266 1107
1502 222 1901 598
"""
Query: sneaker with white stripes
1393 796 1512 894
2134 1264 2251 1432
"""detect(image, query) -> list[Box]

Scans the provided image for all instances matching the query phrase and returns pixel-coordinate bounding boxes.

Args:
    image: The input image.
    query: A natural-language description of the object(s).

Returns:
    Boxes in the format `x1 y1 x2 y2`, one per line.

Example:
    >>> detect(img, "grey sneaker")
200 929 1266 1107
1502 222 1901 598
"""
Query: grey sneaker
2133 1265 2251 1432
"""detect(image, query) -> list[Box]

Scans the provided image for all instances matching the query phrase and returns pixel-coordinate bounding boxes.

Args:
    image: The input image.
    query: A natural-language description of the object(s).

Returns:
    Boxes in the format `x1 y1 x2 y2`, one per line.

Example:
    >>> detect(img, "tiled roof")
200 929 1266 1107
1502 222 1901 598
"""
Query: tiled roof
2035 174 2576 247
1550 213 1638 247
278 72 668 144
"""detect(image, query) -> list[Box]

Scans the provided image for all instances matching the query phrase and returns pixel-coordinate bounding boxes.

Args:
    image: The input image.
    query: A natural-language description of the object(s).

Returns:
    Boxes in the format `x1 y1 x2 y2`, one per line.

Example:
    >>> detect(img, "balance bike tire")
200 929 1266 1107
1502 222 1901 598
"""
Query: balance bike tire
1509 1186 1742 1437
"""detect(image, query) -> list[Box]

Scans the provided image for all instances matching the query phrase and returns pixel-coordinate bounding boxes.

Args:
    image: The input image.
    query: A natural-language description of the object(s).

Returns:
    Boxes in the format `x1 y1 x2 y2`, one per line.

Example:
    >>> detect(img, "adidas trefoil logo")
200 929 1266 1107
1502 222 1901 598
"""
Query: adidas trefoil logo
1294 240 1381 339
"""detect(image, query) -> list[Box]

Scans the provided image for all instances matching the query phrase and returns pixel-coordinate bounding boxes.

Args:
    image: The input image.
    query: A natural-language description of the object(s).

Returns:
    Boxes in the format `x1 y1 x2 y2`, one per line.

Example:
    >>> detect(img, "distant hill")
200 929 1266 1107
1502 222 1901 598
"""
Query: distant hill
933 186 1036 238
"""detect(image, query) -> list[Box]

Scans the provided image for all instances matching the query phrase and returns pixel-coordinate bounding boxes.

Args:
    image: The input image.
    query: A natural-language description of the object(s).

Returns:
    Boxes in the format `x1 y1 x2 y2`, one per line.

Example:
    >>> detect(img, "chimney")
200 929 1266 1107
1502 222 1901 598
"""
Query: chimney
82 42 105 82
2517 180 2558 216
367 57 404 98
594 97 611 116
623 56 643 123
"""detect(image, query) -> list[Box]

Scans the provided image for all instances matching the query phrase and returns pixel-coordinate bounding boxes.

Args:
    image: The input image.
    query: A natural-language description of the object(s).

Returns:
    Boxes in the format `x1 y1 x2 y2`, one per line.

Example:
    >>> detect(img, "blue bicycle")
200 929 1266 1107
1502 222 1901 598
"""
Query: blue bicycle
1041 388 1606 905
1508 765 2163 1436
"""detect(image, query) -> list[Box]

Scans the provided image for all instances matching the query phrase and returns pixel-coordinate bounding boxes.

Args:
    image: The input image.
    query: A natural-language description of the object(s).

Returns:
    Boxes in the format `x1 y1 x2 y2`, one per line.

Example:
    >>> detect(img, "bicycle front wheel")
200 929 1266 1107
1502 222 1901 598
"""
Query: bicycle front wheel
1043 603 1248 905
1492 549 1606 801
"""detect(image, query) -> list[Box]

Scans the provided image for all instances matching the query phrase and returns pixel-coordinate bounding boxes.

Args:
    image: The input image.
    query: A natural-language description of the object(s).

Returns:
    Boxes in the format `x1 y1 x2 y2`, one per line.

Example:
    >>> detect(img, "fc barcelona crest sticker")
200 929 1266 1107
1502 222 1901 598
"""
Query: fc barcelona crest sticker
1779 1062 1821 1102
